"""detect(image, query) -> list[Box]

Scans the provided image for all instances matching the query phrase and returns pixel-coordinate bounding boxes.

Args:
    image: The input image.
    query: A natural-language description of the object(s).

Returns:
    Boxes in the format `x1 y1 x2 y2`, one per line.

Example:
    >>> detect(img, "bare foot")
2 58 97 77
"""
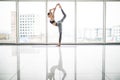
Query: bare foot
56 43 61 47
58 3 62 8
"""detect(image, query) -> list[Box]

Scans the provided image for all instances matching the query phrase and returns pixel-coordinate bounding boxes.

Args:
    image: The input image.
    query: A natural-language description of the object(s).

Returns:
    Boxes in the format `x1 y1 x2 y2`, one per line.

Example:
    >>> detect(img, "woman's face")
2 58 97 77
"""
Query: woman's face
48 12 52 18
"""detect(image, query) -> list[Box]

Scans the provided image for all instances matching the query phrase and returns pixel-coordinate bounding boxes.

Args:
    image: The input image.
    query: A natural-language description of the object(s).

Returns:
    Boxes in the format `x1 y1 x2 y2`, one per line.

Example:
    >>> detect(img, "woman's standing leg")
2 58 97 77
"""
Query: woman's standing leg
57 22 62 46
57 7 66 46
58 32 62 46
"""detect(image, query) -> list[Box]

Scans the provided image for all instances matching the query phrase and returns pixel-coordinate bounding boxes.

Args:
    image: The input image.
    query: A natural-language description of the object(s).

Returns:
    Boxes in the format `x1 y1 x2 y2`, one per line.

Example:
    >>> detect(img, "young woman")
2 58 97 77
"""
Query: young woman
48 3 66 46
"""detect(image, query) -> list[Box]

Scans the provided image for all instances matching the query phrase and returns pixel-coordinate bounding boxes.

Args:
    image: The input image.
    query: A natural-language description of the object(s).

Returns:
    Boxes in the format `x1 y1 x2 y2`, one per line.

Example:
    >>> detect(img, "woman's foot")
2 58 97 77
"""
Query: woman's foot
57 43 61 47
58 3 62 8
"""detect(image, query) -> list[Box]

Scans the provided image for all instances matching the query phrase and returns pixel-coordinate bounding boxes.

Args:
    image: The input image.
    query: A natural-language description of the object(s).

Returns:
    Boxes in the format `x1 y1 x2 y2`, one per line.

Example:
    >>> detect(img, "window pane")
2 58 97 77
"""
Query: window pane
77 2 103 43
47 2 75 44
0 1 16 43
19 2 46 43
106 2 120 42
77 0 103 1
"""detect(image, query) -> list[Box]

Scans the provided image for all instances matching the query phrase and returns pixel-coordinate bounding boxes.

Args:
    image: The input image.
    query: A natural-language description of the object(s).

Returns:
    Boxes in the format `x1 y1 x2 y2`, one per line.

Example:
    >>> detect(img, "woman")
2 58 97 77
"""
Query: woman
48 3 66 46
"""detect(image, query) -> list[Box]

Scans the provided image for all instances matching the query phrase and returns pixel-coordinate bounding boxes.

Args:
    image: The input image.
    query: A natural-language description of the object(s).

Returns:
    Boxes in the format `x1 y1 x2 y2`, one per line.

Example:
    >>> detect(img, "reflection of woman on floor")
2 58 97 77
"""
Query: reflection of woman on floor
48 47 66 80
48 3 66 47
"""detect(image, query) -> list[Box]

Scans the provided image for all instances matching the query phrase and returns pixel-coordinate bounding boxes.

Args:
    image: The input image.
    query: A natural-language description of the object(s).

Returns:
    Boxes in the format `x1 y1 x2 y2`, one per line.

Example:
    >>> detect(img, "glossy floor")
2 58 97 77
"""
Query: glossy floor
0 45 120 80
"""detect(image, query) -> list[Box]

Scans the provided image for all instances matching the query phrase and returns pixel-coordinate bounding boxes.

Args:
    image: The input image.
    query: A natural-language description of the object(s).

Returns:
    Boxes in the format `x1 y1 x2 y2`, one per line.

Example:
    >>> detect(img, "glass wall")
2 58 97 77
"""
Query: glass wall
106 2 120 43
77 2 103 43
47 1 75 44
0 0 120 44
0 1 16 43
19 1 46 43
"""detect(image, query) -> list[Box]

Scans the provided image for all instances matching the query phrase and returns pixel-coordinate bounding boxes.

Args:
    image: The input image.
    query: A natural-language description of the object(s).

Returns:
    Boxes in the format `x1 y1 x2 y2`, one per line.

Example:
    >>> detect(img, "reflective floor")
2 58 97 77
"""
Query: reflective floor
0 45 120 80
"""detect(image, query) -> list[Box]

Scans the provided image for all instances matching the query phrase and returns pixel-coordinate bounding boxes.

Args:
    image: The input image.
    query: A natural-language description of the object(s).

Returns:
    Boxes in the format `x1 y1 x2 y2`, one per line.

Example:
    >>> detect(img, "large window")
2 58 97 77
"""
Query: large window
77 2 103 43
19 2 46 43
1 0 120 44
47 1 75 44
106 2 120 43
0 1 16 43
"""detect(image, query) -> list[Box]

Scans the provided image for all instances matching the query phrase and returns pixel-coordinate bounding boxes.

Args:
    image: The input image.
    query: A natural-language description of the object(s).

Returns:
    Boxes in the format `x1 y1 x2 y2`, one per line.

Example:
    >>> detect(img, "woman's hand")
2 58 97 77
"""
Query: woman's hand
49 8 55 12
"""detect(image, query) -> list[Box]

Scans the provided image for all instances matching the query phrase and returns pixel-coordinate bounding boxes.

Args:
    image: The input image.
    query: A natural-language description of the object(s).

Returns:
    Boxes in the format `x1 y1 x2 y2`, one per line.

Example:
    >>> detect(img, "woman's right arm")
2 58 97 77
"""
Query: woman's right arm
53 4 59 15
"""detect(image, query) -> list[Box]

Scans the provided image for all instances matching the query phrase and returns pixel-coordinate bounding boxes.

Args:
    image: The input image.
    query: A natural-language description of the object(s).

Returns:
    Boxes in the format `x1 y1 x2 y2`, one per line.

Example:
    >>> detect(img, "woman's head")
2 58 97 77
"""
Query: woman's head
48 12 52 18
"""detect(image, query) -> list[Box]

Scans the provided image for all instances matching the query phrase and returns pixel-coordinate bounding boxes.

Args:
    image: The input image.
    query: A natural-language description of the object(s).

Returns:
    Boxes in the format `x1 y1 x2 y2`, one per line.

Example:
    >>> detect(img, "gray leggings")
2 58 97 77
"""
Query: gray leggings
57 9 66 43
